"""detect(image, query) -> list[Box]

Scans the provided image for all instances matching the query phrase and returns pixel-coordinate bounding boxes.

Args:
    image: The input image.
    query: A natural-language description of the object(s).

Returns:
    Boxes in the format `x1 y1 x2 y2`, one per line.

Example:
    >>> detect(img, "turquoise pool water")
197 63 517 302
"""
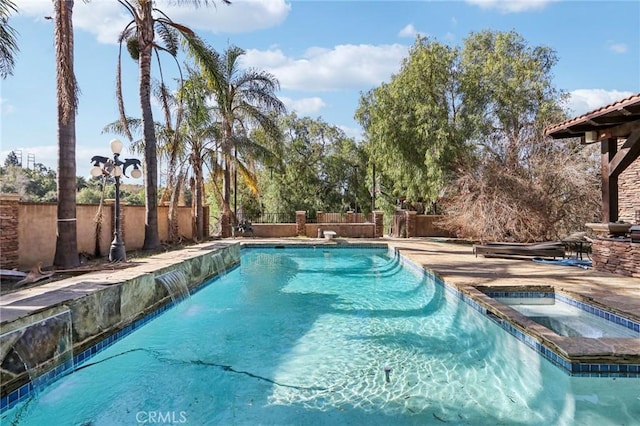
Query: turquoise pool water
3 247 639 425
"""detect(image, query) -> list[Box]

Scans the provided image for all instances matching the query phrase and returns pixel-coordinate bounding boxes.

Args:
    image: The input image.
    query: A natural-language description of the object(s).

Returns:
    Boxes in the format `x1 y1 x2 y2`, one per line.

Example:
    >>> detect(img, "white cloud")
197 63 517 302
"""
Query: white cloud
1 98 15 115
465 0 554 13
607 42 628 54
398 24 427 39
16 0 290 44
567 89 635 116
338 125 364 142
280 96 326 116
243 44 408 91
398 24 417 38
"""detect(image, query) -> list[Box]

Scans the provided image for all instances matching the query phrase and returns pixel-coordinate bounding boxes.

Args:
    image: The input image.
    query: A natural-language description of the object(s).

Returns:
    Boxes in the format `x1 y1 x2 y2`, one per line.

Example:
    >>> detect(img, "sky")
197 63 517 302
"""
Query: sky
1 0 639 176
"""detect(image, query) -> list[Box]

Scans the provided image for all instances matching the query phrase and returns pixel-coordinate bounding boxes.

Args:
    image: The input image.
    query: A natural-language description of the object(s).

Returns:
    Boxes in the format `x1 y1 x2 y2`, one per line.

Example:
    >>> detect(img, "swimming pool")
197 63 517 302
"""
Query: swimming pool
2 247 639 425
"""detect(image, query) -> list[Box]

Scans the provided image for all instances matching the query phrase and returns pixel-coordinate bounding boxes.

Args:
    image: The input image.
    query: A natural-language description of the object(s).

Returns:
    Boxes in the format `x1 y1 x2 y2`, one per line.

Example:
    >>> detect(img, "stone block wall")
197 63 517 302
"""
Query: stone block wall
0 194 20 269
295 211 306 236
618 157 640 223
591 239 640 278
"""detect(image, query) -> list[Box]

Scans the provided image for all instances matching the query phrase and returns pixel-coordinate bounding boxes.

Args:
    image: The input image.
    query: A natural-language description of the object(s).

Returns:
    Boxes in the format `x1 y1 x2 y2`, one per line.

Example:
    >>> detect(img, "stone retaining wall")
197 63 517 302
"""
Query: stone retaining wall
591 239 640 277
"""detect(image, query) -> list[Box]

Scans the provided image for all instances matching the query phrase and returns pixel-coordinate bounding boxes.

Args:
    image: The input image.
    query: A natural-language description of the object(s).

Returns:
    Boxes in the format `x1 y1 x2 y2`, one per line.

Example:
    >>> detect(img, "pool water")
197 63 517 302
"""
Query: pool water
2 247 639 425
495 297 639 338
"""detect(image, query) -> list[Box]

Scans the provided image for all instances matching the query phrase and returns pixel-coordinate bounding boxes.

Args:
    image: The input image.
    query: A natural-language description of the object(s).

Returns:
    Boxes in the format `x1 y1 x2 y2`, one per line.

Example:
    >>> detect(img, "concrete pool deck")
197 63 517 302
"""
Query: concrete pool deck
1 237 639 373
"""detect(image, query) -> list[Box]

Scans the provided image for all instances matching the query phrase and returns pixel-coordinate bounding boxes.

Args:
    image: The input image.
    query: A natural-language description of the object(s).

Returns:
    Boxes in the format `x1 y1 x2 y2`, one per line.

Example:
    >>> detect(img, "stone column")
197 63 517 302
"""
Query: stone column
0 194 20 269
316 211 324 223
373 210 384 238
406 210 417 238
295 211 306 236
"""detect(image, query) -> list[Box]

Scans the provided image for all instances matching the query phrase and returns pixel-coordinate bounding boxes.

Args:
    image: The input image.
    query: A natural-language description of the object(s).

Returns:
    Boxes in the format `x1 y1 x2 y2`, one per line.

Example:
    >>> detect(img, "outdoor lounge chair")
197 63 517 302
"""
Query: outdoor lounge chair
473 241 565 259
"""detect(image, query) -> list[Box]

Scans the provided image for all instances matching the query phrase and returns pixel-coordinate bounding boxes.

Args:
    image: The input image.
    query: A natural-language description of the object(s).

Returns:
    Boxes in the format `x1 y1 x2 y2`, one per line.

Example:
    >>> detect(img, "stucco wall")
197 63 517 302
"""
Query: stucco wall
15 203 195 268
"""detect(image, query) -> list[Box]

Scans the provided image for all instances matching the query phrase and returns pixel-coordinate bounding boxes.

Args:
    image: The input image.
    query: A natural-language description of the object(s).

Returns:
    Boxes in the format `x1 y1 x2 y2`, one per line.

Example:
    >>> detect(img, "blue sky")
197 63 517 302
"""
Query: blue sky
1 0 639 175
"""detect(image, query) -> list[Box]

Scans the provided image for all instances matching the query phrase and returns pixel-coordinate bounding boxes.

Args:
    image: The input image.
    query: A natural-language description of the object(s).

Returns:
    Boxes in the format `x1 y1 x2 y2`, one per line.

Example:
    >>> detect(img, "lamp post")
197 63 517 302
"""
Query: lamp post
90 139 142 262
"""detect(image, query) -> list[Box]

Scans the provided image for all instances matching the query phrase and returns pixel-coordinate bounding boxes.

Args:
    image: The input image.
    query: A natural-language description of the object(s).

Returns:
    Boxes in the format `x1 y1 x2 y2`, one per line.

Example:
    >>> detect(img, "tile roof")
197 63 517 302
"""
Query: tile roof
545 93 640 139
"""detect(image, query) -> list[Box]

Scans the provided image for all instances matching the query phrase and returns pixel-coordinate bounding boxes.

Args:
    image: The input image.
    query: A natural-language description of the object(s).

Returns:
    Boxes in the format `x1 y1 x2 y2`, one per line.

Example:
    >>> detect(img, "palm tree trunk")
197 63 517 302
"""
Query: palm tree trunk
168 171 184 242
53 0 79 269
139 2 160 250
194 161 204 240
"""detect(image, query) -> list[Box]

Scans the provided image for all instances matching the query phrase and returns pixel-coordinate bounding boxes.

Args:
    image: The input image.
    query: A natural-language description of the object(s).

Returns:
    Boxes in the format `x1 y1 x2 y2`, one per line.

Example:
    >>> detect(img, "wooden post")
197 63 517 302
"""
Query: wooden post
602 138 618 222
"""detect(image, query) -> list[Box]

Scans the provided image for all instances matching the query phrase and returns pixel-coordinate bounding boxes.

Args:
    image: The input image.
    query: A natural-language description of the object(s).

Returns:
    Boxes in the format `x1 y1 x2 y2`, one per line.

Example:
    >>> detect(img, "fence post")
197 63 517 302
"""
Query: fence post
0 194 20 269
373 210 384 238
316 211 323 223
406 210 417 238
296 211 306 236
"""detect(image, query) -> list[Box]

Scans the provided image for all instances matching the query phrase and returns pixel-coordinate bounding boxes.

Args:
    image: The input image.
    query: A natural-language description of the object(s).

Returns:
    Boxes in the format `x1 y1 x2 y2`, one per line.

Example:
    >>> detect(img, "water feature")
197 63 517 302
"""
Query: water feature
210 251 228 279
1 248 638 425
155 270 190 304
0 310 74 404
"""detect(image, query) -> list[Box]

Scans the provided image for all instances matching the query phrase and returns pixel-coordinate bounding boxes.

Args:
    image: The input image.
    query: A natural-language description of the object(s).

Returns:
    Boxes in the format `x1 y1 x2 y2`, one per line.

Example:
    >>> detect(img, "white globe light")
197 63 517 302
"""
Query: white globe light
131 167 142 179
110 138 123 155
113 165 123 177
90 166 102 177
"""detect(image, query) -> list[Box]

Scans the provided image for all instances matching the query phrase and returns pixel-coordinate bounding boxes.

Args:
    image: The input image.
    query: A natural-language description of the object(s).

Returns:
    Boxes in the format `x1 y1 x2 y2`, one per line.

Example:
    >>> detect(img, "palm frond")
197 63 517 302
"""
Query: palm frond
154 21 181 56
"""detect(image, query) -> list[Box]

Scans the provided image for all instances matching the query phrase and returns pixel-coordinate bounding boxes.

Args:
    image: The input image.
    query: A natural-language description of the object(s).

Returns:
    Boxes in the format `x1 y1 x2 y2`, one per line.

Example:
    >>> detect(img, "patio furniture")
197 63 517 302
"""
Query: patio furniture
473 241 565 259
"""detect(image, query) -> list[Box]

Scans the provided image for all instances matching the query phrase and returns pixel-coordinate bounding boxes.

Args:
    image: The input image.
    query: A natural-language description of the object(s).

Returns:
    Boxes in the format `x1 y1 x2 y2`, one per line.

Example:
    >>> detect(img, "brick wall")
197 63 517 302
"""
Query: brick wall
591 239 640 278
619 157 640 223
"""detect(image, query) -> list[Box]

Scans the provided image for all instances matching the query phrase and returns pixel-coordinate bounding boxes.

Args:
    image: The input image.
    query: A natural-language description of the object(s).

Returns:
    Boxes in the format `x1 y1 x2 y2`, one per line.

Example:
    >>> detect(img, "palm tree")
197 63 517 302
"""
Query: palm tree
188 44 285 223
115 0 229 250
178 71 220 240
53 0 80 268
0 0 19 79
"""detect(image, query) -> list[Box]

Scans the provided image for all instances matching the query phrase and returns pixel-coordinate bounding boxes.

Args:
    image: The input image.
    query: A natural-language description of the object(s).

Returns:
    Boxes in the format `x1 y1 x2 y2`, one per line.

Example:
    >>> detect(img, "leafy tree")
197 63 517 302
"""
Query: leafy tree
53 0 80 268
4 150 20 166
0 0 19 79
256 114 366 217
0 162 58 202
114 0 230 250
436 30 596 242
357 30 598 241
355 37 471 205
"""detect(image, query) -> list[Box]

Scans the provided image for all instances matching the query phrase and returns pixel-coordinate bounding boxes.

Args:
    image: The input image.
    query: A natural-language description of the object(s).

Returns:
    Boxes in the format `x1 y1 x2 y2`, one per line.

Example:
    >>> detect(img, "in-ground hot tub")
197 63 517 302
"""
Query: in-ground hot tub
473 285 640 376
493 294 638 338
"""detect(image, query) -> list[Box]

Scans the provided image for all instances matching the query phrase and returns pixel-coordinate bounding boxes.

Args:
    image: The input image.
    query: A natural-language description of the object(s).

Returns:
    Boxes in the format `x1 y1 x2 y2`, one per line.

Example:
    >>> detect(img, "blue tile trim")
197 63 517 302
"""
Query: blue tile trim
484 291 640 336
241 243 389 250
478 291 640 376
